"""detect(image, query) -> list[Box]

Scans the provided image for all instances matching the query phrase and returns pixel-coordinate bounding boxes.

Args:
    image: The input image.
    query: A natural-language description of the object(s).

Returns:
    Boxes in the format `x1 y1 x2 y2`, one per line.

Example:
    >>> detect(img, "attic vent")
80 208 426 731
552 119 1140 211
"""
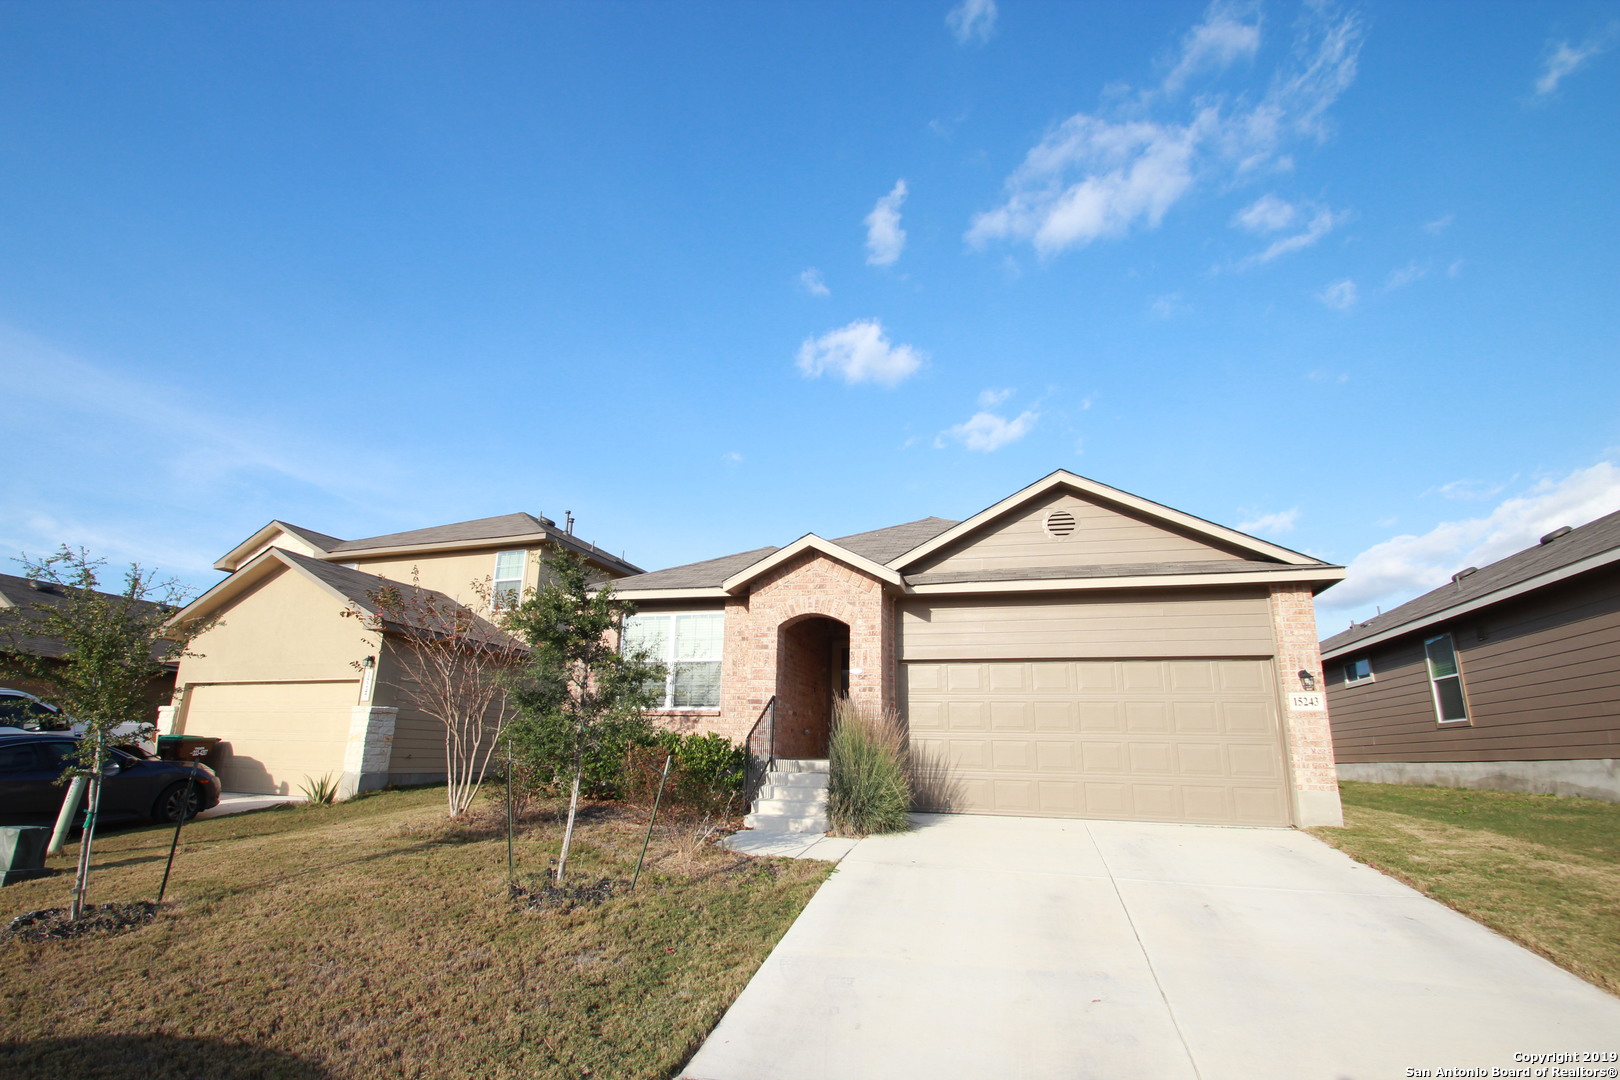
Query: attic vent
27 580 59 594
1540 525 1572 545
1452 567 1478 583
1044 509 1078 538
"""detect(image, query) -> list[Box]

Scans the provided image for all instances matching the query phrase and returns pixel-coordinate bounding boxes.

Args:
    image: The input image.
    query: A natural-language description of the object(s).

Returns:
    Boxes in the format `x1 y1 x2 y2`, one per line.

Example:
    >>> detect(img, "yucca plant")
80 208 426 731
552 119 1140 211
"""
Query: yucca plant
827 697 912 837
299 773 339 806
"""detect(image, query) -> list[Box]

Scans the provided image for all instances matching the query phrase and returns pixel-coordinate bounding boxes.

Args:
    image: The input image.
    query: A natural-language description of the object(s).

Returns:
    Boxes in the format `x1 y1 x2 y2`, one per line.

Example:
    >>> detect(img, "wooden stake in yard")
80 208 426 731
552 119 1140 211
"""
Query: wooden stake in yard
505 741 515 882
630 754 673 893
156 757 203 904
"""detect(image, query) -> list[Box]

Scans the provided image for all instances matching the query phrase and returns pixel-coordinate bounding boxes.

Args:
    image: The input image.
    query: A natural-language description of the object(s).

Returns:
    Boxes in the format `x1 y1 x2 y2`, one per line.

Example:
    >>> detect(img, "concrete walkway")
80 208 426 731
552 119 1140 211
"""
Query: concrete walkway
684 813 1620 1080
196 792 303 819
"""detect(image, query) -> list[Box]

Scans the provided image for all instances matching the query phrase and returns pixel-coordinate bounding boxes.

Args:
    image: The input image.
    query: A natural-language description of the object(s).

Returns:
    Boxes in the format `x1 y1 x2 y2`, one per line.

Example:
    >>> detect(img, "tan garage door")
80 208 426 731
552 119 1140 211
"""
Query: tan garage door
183 681 357 795
905 659 1290 826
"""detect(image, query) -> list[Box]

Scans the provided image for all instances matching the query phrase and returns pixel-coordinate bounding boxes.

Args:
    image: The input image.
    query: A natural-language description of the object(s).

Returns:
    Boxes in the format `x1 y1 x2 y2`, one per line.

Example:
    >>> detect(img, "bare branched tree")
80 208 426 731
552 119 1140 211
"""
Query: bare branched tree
344 572 521 818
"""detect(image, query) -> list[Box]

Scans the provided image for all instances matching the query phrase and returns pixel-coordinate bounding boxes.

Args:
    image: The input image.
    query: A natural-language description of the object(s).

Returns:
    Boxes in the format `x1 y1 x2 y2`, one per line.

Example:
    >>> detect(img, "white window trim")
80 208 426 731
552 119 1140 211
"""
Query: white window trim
1424 633 1470 725
492 549 526 611
1344 657 1374 685
624 611 724 711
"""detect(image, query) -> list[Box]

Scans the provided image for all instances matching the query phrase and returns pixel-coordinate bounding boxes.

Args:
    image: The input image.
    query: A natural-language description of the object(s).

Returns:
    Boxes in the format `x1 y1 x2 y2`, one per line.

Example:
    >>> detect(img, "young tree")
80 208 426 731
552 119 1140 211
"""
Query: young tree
502 551 663 883
0 547 209 920
344 573 520 817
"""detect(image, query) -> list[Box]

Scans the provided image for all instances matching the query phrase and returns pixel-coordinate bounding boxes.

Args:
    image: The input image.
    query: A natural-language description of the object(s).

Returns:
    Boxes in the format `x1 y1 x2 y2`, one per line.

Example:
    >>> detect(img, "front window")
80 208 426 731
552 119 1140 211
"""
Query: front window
1424 634 1469 723
492 550 525 610
1344 657 1373 684
623 612 724 709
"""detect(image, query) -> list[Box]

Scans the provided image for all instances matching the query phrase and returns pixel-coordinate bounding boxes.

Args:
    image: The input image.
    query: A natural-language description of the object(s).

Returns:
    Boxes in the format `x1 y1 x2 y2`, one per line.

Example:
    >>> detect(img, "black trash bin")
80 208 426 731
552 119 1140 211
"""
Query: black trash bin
156 735 221 764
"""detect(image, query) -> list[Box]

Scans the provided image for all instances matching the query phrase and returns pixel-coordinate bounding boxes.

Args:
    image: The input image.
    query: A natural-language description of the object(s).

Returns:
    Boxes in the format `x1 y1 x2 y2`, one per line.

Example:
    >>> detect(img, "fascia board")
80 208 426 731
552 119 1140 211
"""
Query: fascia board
889 470 1320 571
906 566 1346 596
323 532 552 561
167 549 288 629
1320 548 1620 660
722 534 907 593
214 521 292 571
604 587 729 601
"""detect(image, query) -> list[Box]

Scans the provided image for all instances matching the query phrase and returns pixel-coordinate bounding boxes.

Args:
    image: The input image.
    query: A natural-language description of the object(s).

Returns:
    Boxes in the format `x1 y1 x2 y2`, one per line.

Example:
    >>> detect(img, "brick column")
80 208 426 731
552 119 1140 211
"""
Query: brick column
1268 584 1343 826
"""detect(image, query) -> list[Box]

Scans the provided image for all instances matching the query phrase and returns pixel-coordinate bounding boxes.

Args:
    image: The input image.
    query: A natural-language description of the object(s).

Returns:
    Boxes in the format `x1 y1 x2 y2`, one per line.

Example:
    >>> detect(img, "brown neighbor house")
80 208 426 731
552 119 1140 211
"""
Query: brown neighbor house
162 514 639 798
1321 509 1620 803
612 470 1348 828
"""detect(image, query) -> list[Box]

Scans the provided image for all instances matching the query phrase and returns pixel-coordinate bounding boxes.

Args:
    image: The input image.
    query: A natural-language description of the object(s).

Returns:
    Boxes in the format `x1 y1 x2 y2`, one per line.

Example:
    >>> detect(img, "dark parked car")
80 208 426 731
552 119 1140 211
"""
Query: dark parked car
0 732 221 825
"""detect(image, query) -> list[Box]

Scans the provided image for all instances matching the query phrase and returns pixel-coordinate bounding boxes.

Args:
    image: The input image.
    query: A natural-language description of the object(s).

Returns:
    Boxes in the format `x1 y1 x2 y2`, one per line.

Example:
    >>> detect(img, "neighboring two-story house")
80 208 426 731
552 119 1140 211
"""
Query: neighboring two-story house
164 514 639 798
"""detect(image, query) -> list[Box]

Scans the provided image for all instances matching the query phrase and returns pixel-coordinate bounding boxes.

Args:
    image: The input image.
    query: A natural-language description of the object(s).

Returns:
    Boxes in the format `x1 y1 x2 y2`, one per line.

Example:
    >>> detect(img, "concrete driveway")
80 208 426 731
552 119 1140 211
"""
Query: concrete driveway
684 814 1620 1080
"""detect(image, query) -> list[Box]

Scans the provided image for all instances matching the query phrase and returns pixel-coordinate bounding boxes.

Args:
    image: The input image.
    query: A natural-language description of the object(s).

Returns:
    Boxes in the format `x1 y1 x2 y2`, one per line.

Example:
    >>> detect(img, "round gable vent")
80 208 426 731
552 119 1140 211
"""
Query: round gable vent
1044 509 1078 538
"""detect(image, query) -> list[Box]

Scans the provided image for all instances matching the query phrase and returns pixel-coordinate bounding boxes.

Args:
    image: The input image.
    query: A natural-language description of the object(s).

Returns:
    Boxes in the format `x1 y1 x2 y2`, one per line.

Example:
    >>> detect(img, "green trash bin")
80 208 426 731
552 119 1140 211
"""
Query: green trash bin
1 826 50 886
156 735 221 763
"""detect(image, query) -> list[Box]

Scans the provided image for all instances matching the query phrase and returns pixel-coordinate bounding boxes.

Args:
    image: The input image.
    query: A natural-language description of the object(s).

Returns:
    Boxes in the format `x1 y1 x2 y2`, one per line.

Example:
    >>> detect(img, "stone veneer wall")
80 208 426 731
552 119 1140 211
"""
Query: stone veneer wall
1268 583 1344 826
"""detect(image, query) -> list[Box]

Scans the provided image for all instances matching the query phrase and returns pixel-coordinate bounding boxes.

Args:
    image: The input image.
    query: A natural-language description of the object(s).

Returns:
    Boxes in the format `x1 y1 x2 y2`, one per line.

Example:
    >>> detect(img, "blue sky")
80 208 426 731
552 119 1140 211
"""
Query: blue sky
3 0 1618 631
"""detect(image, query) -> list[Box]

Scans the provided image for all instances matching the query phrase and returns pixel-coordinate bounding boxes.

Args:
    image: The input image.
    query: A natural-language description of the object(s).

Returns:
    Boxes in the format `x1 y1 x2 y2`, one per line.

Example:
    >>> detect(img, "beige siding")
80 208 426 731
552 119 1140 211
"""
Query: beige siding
374 638 516 785
177 568 373 685
183 680 355 795
906 658 1289 825
1327 566 1620 763
349 547 536 609
912 490 1246 577
901 588 1274 661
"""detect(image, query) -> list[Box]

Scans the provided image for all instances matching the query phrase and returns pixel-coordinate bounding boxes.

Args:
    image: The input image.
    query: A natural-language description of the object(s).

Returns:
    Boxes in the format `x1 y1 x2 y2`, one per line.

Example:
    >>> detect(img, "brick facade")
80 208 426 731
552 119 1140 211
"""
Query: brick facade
1268 583 1345 825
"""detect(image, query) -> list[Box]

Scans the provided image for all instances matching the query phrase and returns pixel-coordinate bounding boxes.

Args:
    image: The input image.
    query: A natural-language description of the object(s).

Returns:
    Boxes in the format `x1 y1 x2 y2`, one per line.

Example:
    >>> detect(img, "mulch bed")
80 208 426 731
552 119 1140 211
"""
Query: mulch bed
509 878 626 914
5 902 160 944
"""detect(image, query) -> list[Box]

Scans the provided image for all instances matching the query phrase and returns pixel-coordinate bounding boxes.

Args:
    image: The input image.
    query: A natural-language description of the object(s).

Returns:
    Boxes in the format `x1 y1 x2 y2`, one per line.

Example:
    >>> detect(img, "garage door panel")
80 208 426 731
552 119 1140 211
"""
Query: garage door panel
905 658 1289 826
184 681 355 796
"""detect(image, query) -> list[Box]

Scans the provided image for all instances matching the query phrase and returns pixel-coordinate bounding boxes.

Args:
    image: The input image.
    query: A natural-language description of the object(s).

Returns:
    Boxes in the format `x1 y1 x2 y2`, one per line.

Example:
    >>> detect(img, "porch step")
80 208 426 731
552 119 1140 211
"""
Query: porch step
744 758 831 835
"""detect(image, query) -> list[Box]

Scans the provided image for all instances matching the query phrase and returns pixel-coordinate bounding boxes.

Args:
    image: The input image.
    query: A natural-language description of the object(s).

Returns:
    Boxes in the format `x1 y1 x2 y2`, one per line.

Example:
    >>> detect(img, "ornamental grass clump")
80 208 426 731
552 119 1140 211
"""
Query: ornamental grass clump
827 697 912 837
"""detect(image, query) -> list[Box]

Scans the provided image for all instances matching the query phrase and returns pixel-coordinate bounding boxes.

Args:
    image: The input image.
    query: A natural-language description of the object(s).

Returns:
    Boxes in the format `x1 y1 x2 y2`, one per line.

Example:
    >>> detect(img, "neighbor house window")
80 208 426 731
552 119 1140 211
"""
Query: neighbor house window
492 550 525 610
1344 657 1373 684
1424 633 1469 723
622 612 723 709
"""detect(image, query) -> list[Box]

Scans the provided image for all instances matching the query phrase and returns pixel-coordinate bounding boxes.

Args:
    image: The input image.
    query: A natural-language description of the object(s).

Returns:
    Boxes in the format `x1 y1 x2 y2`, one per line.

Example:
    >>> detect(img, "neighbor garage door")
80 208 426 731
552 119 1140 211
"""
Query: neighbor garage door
905 659 1290 826
182 681 356 795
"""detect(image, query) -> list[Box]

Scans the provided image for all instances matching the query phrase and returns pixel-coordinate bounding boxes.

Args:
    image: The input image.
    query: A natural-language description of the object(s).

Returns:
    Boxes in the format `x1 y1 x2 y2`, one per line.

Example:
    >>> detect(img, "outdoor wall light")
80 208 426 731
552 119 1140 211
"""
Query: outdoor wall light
361 655 376 669
1298 669 1317 691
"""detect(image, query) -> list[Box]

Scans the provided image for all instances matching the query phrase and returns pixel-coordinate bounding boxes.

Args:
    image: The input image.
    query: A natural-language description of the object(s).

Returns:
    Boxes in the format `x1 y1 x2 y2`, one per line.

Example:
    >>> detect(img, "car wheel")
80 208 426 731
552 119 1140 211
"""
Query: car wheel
152 782 203 824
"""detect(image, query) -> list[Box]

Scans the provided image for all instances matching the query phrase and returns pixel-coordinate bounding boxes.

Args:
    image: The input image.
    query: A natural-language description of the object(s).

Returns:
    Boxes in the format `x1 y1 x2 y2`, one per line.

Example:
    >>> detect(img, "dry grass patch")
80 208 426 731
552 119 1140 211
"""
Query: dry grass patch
1312 781 1620 995
0 787 829 1080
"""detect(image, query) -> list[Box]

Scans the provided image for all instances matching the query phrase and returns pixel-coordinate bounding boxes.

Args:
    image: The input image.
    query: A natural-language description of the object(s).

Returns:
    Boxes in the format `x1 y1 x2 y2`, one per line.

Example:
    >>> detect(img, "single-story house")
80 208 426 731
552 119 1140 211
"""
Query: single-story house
1321 508 1620 803
612 470 1347 827
164 513 639 797
0 571 177 718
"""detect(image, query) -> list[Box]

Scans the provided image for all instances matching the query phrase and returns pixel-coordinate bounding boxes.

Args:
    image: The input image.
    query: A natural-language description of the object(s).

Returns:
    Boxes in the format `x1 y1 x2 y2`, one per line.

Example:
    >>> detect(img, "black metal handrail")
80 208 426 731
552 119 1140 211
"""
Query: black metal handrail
742 696 776 808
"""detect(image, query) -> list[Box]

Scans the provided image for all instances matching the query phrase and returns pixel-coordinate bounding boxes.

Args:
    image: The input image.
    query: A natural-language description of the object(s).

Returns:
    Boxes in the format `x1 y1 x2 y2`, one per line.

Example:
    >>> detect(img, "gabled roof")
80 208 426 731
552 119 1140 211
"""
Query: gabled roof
833 518 958 563
890 470 1323 571
1321 508 1620 660
329 513 551 554
214 520 343 571
170 549 515 647
719 535 906 593
610 547 779 595
0 572 179 664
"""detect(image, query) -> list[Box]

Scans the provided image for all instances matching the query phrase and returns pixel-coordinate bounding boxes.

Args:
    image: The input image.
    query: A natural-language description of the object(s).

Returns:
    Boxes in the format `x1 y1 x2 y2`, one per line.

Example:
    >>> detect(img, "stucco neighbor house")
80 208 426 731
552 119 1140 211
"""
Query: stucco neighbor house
1321 508 1620 803
612 470 1348 828
163 514 640 798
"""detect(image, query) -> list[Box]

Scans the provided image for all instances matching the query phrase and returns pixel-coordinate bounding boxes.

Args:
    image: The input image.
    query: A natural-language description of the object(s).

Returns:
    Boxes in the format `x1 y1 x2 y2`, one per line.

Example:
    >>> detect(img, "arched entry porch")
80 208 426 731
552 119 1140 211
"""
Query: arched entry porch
773 614 850 760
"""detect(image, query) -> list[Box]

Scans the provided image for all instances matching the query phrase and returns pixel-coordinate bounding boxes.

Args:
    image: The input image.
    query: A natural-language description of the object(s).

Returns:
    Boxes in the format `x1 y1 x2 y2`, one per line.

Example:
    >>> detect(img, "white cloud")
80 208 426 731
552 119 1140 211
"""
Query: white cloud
798 268 830 297
1535 24 1618 95
1423 213 1454 235
1317 278 1357 310
1163 2 1262 93
1447 259 1465 278
864 180 909 266
1384 261 1429 291
722 451 744 464
1235 207 1344 267
968 3 1362 258
1429 478 1509 501
977 387 1014 407
936 409 1038 452
1237 508 1299 534
1233 193 1297 233
1150 292 1186 319
1306 369 1349 384
795 319 925 387
946 0 998 45
1320 461 1620 621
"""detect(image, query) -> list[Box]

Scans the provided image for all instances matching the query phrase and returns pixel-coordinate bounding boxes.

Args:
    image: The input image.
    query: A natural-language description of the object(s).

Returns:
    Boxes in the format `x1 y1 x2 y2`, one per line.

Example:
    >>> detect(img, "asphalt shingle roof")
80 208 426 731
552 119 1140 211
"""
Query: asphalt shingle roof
274 551 516 647
330 513 549 553
0 572 177 663
1320 508 1620 654
612 547 781 593
277 522 345 553
832 518 959 563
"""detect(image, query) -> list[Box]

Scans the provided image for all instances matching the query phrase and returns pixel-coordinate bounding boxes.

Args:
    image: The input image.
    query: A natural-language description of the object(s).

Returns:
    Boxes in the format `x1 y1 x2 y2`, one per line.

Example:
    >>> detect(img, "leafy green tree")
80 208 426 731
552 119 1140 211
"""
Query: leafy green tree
0 546 210 919
501 552 663 882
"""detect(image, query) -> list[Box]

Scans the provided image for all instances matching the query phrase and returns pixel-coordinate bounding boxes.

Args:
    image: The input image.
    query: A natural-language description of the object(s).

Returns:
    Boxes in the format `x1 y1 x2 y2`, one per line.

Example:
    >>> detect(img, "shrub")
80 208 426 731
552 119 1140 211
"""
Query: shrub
827 698 912 837
622 731 745 818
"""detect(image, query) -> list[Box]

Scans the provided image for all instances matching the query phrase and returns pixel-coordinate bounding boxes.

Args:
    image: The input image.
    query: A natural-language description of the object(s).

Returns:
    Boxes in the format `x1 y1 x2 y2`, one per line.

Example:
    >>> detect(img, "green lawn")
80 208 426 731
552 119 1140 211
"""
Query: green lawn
0 788 831 1080
1312 781 1620 995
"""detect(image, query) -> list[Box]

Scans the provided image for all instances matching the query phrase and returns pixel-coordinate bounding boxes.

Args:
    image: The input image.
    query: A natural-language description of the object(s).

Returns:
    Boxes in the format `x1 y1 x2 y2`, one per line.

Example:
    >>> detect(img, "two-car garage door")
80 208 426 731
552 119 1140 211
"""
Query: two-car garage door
905 658 1291 826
